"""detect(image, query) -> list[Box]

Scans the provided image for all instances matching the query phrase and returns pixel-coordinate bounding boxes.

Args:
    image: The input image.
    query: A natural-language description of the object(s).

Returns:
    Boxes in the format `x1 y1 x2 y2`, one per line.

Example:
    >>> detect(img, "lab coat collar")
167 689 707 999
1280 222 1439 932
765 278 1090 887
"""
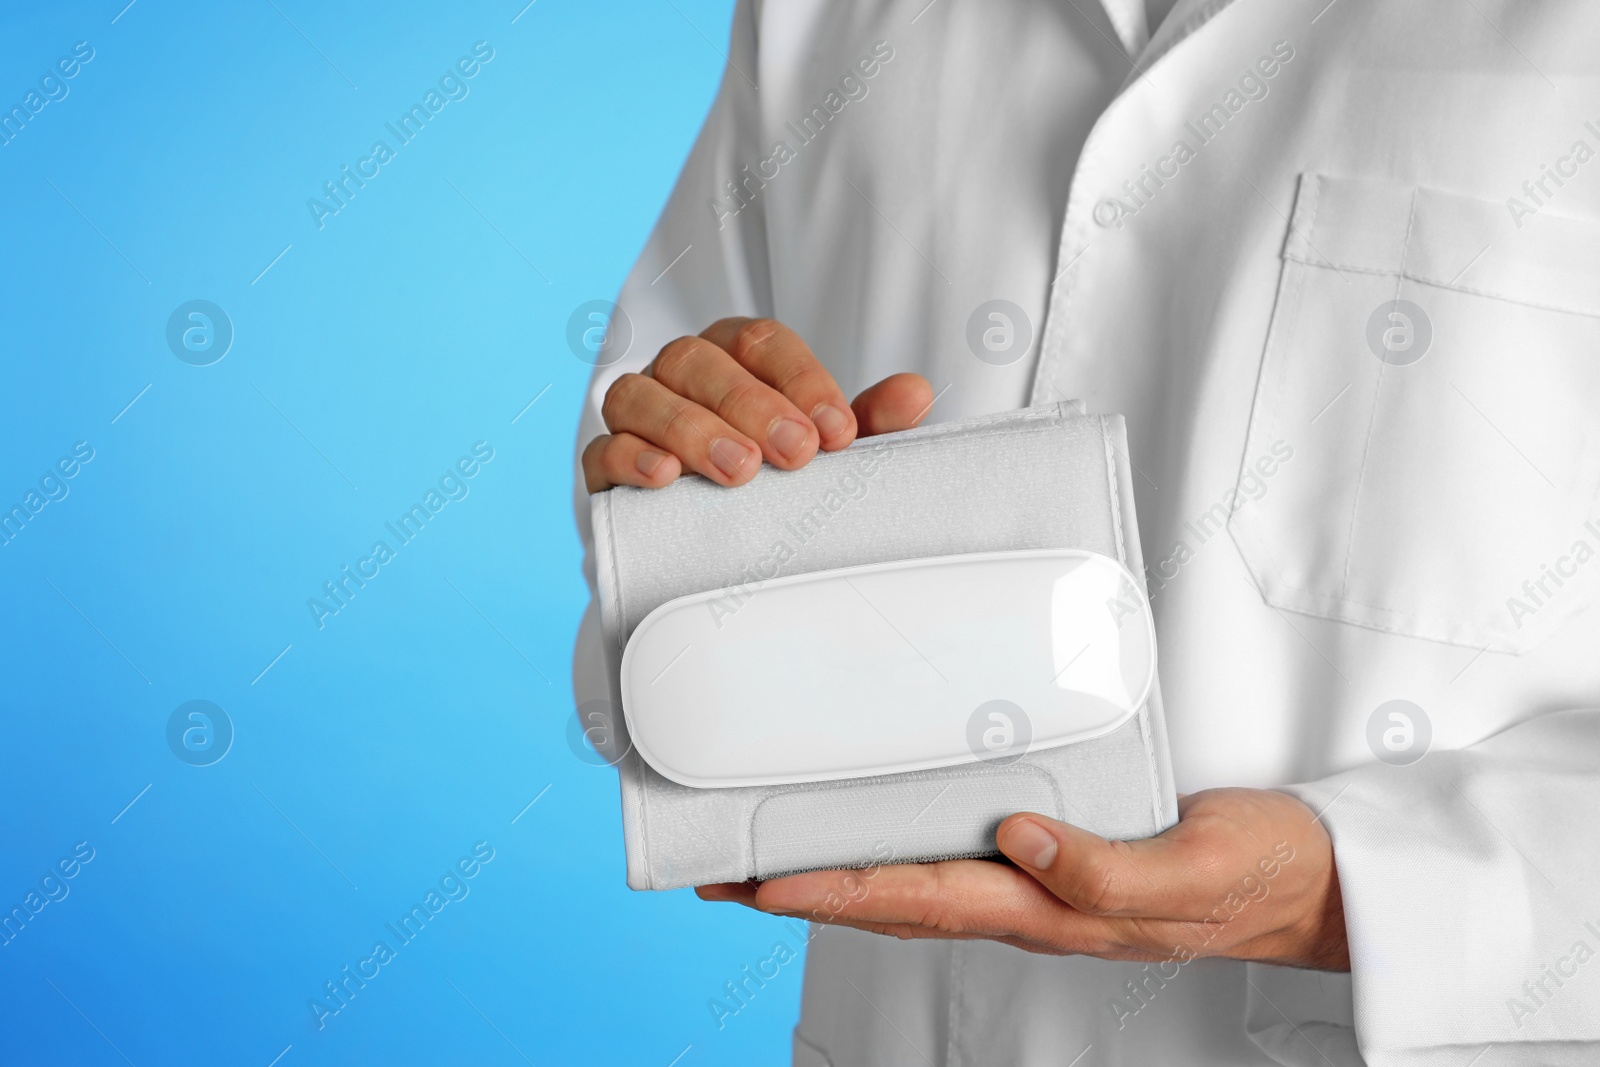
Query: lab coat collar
1101 0 1242 92
1095 0 1151 56
1142 0 1242 68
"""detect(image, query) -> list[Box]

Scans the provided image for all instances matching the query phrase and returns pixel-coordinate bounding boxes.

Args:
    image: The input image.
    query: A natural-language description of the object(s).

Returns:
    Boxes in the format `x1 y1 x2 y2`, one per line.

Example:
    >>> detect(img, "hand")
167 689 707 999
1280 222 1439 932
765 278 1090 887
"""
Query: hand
697 788 1350 972
583 317 933 493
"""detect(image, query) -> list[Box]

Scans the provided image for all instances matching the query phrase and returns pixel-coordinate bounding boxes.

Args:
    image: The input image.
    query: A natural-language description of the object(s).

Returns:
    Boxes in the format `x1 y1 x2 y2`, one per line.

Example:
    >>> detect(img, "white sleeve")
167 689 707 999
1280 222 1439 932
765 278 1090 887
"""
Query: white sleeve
1283 708 1600 1066
570 0 772 708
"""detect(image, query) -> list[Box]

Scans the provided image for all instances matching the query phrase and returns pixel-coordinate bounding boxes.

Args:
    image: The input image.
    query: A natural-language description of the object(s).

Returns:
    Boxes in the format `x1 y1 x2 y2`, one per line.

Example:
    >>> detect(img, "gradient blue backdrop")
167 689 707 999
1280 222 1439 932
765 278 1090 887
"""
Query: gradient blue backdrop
0 2 806 1063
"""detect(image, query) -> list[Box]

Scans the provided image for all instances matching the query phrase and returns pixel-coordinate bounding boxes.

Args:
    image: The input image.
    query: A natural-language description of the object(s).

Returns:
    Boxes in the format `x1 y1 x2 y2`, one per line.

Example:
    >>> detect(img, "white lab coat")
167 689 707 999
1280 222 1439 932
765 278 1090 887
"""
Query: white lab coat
571 1 1600 1063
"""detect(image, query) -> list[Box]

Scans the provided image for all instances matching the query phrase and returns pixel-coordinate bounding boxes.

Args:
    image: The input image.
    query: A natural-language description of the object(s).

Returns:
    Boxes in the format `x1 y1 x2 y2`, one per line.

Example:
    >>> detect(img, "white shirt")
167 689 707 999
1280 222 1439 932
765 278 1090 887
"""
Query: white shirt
573 1 1600 1063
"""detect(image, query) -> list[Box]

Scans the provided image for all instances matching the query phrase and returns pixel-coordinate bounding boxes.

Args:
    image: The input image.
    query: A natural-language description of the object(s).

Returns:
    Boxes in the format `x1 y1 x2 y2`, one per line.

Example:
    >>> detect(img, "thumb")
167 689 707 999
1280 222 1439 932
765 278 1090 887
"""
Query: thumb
996 812 1166 917
850 373 934 437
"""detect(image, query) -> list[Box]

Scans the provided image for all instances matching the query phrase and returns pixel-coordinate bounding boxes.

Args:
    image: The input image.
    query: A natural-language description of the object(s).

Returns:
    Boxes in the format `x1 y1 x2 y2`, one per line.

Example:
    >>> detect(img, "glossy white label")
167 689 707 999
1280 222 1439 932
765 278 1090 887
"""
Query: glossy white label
620 549 1156 788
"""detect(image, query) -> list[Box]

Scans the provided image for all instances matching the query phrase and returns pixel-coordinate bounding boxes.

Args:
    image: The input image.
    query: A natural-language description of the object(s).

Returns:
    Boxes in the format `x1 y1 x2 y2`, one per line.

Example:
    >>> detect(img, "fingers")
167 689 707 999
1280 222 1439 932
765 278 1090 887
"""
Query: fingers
752 862 1184 959
753 861 1083 944
599 372 763 488
586 317 931 495
698 318 858 451
998 814 1136 916
696 881 760 906
649 332 824 468
582 431 683 493
851 373 935 437
996 811 1237 920
702 860 1200 960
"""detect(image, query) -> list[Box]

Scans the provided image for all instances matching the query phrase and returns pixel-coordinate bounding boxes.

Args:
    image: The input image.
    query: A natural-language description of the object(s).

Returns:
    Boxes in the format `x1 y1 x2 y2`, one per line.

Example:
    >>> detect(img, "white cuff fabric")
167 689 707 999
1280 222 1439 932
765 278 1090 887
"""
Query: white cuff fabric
590 404 1179 889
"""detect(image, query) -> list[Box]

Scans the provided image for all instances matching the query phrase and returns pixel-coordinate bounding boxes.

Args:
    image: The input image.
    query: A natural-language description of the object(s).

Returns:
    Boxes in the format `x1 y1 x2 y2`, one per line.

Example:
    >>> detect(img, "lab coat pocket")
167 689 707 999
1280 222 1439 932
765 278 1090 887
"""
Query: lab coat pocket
1230 173 1600 653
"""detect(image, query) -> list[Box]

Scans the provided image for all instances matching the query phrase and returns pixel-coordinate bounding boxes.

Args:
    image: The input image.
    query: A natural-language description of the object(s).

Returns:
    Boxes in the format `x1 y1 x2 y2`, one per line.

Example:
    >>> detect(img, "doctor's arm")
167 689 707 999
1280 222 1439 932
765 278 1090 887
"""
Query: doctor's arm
699 784 1350 971
571 1 927 737
570 0 926 507
705 711 1600 1059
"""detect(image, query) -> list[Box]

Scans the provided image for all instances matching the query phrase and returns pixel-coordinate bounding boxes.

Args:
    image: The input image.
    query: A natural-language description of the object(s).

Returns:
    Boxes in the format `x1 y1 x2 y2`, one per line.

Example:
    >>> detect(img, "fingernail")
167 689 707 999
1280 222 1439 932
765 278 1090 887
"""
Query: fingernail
710 438 756 479
1001 819 1058 870
768 418 810 461
811 403 850 442
635 450 668 477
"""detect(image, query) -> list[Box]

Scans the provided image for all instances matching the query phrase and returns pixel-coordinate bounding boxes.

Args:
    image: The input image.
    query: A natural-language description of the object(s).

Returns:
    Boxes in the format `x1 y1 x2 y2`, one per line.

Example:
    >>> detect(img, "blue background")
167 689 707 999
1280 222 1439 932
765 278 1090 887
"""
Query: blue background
0 2 805 1064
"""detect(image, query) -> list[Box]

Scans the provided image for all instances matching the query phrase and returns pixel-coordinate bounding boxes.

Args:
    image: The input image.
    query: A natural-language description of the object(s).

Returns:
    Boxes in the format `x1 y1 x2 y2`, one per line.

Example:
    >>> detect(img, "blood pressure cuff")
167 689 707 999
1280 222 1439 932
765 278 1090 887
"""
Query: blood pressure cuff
588 403 1179 891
